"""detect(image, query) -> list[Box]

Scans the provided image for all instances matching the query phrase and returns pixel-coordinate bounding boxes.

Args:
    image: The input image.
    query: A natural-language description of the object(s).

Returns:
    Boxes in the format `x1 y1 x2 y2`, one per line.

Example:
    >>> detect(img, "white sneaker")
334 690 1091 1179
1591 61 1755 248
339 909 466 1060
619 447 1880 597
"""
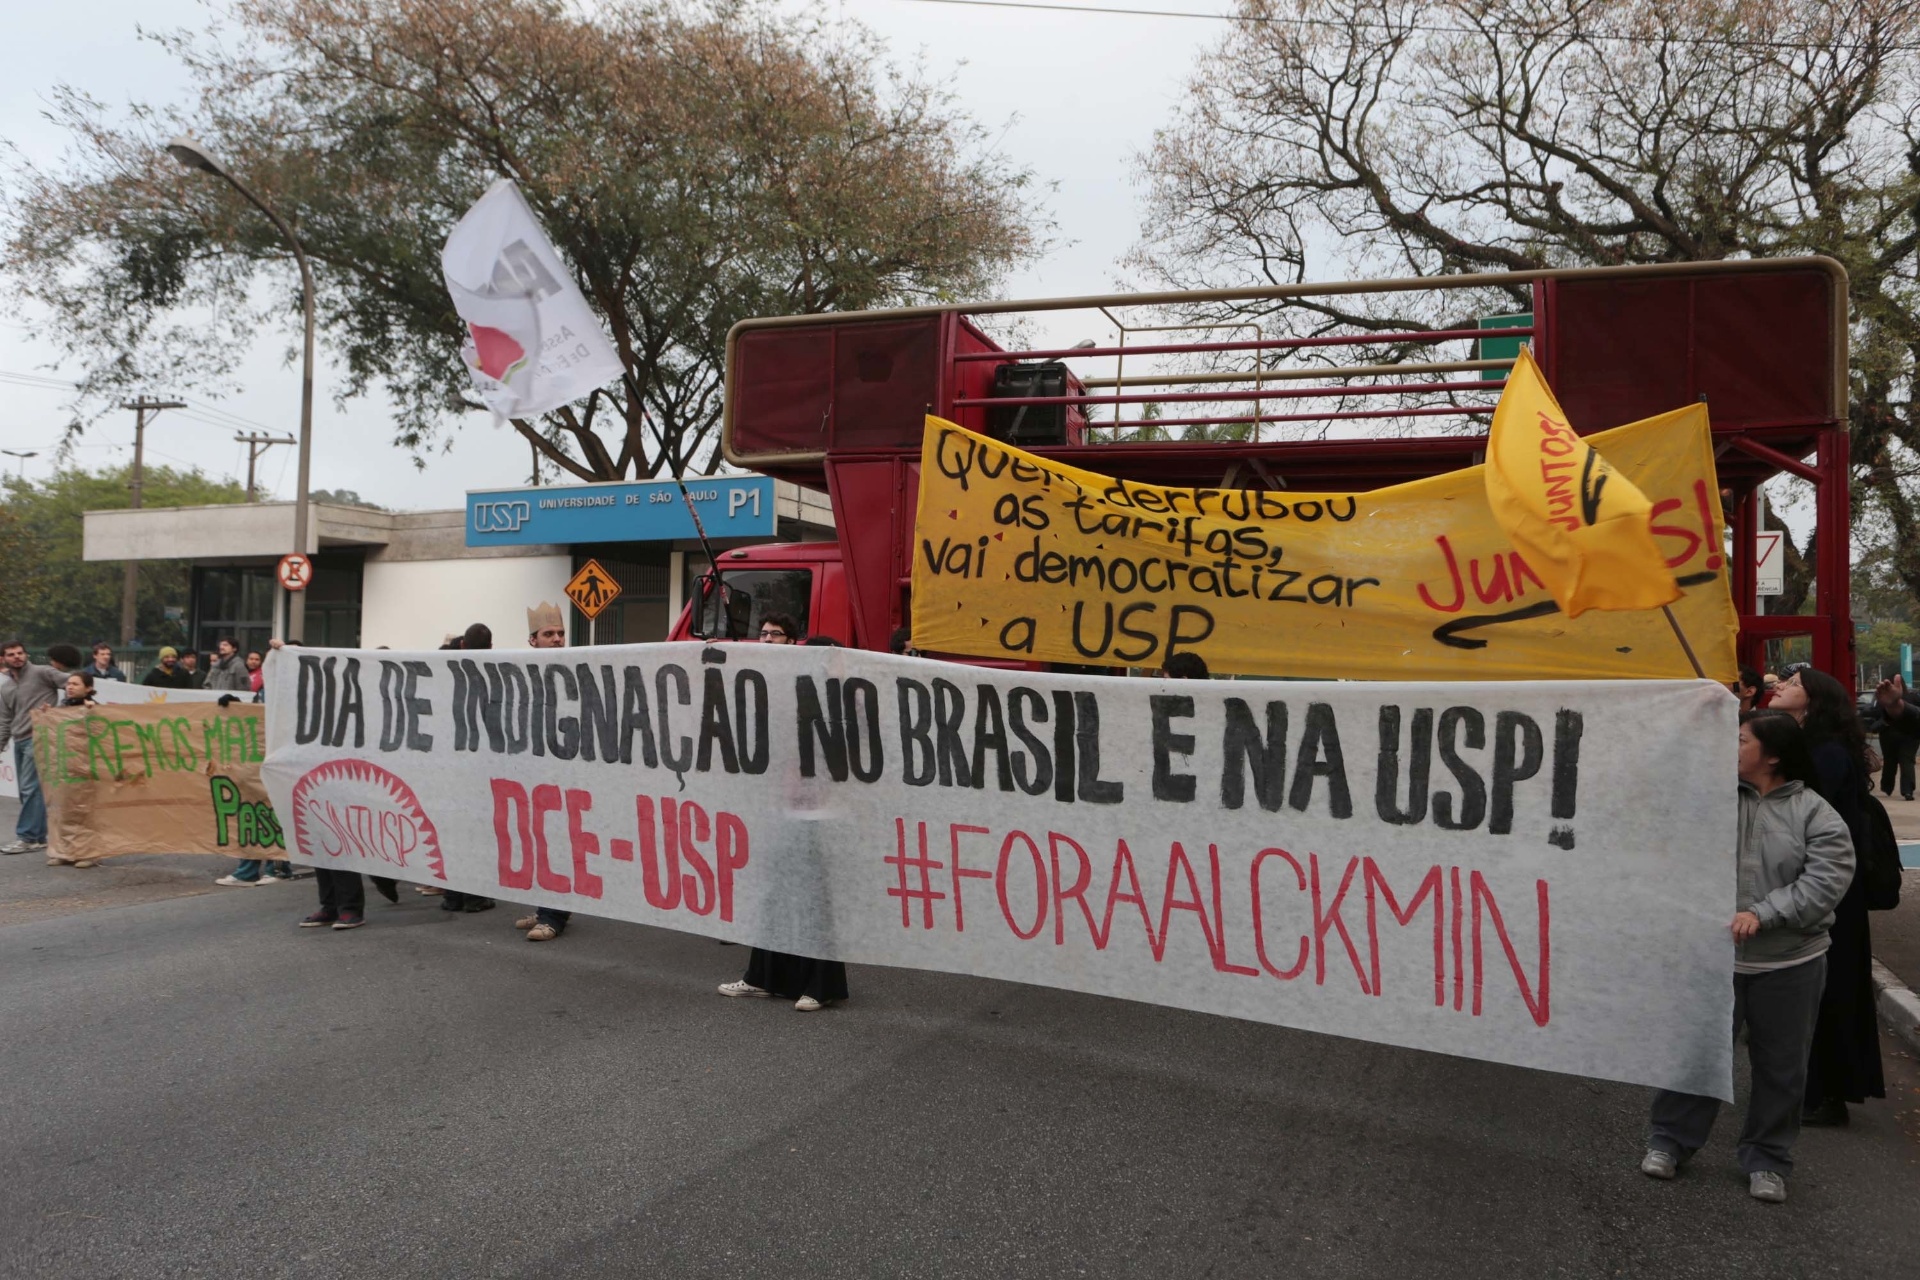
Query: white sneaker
1 839 43 854
794 996 825 1011
254 874 289 885
1639 1150 1678 1180
718 980 769 998
213 875 258 887
1749 1171 1787 1203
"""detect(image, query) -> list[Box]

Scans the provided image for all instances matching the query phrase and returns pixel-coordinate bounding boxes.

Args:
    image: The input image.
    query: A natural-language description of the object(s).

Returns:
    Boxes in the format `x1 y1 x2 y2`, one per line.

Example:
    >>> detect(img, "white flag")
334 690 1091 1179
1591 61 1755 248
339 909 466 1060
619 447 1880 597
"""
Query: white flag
441 179 626 418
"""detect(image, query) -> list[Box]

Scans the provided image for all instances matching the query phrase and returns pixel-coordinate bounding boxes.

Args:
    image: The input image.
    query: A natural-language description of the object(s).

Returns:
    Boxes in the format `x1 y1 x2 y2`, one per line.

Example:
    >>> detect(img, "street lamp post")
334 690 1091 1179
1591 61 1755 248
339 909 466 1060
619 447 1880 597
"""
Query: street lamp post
0 449 35 478
167 136 316 642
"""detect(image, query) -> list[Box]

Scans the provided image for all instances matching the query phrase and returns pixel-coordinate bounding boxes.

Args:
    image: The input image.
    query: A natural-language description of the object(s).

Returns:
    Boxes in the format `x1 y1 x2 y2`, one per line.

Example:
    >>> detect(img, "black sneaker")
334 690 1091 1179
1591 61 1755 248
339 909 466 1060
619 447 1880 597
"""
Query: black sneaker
332 911 366 931
300 911 337 928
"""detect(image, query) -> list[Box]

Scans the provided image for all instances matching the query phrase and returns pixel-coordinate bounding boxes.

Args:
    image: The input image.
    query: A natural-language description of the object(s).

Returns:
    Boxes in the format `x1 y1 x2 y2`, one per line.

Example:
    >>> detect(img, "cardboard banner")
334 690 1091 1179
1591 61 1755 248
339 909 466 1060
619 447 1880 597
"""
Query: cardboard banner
91 679 233 705
35 702 283 861
910 412 1738 680
261 644 1736 1099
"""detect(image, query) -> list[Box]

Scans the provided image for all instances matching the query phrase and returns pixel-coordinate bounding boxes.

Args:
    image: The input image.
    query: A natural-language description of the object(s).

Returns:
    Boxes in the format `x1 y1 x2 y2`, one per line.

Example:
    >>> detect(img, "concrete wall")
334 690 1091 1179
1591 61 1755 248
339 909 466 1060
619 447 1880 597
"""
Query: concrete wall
359 555 573 650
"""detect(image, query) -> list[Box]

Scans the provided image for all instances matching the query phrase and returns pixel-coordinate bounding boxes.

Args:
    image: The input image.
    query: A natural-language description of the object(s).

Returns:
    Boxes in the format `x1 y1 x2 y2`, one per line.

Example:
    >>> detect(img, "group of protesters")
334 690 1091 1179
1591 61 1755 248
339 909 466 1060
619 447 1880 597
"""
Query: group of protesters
1641 666 1893 1204
0 628 1900 1177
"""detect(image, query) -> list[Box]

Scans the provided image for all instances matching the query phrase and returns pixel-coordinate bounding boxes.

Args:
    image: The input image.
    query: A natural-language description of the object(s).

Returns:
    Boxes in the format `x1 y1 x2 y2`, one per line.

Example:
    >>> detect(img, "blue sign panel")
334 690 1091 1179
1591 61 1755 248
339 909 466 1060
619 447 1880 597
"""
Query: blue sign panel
465 476 777 547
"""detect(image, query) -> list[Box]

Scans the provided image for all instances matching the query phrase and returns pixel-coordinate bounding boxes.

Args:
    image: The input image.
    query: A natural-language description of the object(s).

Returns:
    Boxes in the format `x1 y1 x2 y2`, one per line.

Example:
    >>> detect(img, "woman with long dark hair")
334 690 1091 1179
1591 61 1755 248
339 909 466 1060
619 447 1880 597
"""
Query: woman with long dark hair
1642 711 1853 1203
1766 668 1885 1124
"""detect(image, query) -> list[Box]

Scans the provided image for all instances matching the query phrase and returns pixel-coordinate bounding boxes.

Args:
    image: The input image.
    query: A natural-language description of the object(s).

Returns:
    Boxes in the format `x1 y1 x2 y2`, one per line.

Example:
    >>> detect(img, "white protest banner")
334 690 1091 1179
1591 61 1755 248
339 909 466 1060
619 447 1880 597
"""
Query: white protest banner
262 645 1737 1099
0 743 14 799
441 179 626 418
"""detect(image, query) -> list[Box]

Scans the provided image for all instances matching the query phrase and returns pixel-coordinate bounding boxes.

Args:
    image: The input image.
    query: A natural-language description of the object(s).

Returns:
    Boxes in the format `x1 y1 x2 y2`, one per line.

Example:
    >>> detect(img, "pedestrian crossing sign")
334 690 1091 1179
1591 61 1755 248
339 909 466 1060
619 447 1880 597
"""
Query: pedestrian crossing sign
564 558 621 620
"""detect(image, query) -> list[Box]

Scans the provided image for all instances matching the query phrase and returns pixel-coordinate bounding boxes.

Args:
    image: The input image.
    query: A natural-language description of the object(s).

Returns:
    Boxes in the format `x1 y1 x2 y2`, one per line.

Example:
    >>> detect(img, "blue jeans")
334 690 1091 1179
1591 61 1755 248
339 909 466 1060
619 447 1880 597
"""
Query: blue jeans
14 737 45 844
232 859 292 883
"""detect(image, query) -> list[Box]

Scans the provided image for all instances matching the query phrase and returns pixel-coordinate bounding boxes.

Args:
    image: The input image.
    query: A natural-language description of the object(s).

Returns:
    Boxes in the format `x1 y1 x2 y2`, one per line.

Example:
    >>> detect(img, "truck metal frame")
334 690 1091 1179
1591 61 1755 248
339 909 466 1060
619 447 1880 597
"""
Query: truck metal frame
704 257 1851 684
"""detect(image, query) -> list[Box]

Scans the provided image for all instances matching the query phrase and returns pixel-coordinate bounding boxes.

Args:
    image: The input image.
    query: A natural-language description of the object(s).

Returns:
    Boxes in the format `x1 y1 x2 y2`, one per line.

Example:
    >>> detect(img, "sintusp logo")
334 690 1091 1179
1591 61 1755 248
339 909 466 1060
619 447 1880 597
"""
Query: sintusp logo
472 499 532 534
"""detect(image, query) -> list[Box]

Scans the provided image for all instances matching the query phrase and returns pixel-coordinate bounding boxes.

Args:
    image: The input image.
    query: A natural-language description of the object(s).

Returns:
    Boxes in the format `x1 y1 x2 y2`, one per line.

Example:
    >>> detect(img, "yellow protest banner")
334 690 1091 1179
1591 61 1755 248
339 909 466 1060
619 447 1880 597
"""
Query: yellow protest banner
1485 348 1680 617
909 410 1737 681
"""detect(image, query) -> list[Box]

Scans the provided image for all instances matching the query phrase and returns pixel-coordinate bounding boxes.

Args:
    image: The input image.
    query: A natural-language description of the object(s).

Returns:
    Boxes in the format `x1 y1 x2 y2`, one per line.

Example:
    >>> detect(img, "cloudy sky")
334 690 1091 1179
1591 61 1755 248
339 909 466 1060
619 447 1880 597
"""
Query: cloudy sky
1 0 1225 510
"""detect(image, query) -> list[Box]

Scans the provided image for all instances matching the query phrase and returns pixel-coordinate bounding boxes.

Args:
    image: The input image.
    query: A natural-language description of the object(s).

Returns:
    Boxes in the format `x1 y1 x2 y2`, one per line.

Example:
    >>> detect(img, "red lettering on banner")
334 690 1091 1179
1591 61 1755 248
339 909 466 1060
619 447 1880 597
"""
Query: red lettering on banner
949 823 993 932
492 779 534 890
716 812 749 923
1417 535 1466 612
1098 838 1159 955
679 801 716 915
566 788 603 900
638 795 681 910
1207 843 1261 976
531 783 570 893
1363 859 1443 1005
887 818 947 929
1311 854 1371 994
1152 841 1217 963
1249 846 1309 980
1451 866 1465 1011
1471 871 1551 1026
996 830 1048 940
1048 831 1098 947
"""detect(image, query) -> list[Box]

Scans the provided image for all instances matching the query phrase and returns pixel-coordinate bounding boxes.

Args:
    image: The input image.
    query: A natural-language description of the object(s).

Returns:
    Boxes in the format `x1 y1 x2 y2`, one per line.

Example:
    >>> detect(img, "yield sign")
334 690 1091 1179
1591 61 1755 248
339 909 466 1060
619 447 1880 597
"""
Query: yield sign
1755 532 1784 597
564 558 622 620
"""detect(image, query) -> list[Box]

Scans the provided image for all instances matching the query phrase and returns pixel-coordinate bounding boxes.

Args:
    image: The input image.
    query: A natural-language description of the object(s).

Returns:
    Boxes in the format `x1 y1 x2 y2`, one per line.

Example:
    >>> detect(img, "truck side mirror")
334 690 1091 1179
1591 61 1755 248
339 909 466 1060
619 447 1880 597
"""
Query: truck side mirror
690 573 730 640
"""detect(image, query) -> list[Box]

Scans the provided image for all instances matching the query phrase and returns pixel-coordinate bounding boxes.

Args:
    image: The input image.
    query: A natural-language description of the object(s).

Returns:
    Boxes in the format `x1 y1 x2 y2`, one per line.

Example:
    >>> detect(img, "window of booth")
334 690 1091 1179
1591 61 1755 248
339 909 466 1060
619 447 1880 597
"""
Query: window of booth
191 566 276 659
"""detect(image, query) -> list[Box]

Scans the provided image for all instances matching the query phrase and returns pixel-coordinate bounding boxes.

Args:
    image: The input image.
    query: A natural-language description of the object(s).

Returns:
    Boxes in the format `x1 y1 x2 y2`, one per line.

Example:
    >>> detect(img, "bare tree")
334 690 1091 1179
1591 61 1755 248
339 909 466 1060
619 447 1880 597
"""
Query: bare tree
3 0 1045 481
1133 0 1920 589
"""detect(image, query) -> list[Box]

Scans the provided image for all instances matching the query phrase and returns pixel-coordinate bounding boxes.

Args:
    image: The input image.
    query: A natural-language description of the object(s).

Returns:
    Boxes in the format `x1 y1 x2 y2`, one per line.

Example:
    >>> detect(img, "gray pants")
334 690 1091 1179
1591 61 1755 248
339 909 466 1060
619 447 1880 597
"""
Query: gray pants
1649 954 1826 1176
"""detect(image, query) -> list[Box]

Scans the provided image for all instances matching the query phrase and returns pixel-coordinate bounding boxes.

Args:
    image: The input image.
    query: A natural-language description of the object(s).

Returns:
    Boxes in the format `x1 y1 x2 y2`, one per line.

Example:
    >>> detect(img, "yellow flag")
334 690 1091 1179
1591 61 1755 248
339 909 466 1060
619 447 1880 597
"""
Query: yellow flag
1484 348 1680 618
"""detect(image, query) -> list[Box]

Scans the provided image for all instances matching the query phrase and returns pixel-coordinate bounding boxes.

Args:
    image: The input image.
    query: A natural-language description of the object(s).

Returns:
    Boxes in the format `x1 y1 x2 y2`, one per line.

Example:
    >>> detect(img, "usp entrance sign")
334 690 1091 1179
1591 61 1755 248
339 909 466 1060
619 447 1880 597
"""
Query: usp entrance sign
465 475 775 548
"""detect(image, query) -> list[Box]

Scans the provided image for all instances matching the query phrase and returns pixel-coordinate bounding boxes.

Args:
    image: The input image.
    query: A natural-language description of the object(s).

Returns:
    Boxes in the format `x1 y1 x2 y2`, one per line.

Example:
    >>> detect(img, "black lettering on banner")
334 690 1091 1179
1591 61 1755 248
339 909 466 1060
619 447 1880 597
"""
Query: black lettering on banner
470 660 505 753
1070 601 1112 660
696 667 739 773
1166 604 1214 659
403 661 434 753
450 660 470 752
971 685 1013 792
1073 691 1124 804
334 658 365 749
1433 707 1487 830
1489 711 1544 836
528 662 546 758
619 666 657 767
576 664 620 763
1007 687 1053 797
797 676 848 780
544 663 579 761
734 668 770 774
1288 703 1351 818
843 678 884 783
1375 706 1434 825
376 659 405 751
1150 694 1196 802
1051 689 1076 803
999 617 1036 654
1551 709 1583 819
501 664 532 755
655 664 692 773
1113 603 1158 664
897 678 935 786
933 679 973 787
296 654 326 745
1221 698 1287 812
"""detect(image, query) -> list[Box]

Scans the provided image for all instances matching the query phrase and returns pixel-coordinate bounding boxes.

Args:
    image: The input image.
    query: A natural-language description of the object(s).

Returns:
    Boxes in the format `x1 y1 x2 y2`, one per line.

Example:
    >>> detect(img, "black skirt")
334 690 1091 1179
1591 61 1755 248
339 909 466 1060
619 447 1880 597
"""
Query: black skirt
1804 877 1885 1104
744 948 849 1002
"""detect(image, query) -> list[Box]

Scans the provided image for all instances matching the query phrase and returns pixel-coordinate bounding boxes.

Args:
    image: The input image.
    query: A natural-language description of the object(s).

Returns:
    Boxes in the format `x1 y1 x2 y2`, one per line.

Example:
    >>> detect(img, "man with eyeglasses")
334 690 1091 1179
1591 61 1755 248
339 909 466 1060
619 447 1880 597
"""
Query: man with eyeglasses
757 614 799 644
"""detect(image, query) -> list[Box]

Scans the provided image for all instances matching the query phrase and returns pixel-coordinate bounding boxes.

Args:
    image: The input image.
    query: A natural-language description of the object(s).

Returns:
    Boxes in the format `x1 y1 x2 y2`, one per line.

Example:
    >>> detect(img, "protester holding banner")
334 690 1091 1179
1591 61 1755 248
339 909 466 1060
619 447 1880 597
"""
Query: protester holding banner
2 640 78 857
718 632 851 1012
60 672 96 707
1643 712 1852 1202
1770 670 1887 1126
440 623 498 915
514 604 573 942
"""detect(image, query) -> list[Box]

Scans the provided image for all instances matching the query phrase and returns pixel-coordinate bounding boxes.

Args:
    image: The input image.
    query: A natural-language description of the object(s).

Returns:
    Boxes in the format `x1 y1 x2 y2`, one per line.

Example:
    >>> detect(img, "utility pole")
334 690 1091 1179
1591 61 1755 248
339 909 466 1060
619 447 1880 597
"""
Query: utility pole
119 396 186 646
234 431 297 502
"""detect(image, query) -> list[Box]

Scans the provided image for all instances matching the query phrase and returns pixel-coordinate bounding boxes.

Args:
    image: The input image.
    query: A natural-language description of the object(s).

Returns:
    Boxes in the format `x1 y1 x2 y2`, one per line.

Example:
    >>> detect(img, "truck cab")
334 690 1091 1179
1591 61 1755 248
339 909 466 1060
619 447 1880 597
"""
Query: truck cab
672 259 1851 681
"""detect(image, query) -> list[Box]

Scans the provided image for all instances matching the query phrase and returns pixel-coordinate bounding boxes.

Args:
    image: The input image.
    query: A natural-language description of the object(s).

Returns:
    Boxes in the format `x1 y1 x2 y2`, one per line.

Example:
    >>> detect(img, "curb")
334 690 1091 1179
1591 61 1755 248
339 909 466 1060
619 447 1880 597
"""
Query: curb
1870 959 1920 1057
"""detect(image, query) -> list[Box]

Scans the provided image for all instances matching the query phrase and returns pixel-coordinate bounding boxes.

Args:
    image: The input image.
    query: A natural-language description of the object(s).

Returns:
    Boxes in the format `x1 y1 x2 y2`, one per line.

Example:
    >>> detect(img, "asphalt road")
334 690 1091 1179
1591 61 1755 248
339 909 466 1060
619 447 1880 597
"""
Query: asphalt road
1 828 1917 1278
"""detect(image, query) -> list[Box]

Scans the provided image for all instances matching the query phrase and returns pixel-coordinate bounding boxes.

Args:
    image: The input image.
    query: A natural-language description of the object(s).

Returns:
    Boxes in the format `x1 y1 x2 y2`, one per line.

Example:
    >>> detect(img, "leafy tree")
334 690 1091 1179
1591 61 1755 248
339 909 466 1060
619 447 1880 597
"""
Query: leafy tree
2 0 1043 482
0 466 248 649
1132 0 1920 598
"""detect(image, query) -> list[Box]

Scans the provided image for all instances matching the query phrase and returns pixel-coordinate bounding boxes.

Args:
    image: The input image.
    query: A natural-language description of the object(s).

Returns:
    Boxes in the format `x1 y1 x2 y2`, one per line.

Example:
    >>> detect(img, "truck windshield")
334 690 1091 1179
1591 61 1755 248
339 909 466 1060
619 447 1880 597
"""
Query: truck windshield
694 569 813 640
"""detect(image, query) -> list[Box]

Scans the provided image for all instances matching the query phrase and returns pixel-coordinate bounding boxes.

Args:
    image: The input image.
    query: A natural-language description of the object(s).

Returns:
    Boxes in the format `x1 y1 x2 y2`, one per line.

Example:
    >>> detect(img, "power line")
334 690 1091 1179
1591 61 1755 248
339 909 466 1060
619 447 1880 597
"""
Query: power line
880 0 1920 53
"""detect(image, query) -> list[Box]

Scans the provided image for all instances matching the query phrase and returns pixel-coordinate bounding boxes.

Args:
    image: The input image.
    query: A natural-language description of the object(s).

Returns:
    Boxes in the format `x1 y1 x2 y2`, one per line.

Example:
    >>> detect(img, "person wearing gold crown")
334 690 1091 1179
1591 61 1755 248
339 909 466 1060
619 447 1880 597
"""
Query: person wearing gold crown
514 601 573 942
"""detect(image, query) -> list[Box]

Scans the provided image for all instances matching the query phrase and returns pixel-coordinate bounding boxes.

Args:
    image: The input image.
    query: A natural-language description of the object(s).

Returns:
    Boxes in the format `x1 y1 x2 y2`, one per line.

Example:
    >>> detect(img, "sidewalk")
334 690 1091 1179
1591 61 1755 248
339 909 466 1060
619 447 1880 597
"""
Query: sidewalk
1863 797 1920 1056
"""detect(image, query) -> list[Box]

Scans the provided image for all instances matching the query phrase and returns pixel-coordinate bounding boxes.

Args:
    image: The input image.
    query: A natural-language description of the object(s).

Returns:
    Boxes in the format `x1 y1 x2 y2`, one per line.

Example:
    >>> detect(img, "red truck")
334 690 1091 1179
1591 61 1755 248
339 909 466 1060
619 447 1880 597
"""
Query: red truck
670 259 1852 684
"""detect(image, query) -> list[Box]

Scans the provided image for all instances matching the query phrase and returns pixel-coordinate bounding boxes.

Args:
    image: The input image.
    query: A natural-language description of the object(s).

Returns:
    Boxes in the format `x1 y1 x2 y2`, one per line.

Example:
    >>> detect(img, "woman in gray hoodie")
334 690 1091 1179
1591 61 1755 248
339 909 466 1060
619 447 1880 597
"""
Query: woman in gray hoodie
1641 710 1854 1204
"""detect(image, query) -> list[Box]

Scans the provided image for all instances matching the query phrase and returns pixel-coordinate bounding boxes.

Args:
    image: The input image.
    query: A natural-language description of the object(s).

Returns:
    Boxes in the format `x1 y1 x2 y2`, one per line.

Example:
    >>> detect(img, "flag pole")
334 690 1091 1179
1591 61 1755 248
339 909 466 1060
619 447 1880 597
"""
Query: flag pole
1661 605 1707 679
